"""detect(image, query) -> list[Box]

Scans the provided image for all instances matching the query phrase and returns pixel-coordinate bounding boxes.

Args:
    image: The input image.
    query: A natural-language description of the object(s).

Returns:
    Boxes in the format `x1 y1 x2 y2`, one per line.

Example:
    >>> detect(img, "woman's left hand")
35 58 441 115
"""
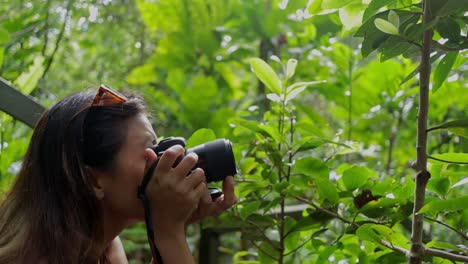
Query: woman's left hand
104 236 128 264
187 176 237 224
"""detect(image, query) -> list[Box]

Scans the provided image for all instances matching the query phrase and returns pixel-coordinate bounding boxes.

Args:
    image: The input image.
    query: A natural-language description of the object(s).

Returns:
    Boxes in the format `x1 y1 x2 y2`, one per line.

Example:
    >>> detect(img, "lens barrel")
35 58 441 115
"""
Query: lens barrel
187 139 237 182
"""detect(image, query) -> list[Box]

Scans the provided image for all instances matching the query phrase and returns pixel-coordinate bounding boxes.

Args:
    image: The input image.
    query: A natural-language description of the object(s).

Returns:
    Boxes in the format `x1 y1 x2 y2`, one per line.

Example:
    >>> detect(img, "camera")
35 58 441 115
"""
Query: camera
151 137 237 183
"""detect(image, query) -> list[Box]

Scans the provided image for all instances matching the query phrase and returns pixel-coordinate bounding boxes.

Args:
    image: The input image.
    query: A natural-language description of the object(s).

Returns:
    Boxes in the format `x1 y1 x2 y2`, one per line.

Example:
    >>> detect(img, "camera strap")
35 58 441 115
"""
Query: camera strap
137 160 164 264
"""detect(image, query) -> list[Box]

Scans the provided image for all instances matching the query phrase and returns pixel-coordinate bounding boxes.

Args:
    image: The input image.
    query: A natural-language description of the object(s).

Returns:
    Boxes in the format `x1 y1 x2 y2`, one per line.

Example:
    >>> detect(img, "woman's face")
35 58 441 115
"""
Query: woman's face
96 113 157 222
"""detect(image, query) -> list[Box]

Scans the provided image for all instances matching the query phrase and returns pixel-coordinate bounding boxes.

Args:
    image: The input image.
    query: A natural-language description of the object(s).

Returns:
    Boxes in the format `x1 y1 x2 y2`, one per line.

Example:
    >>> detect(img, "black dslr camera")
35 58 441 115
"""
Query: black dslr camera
138 137 236 201
151 137 237 183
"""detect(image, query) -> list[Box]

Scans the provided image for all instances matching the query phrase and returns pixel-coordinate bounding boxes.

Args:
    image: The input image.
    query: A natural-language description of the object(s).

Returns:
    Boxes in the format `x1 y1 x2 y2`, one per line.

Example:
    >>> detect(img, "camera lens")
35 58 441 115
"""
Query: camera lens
187 139 237 182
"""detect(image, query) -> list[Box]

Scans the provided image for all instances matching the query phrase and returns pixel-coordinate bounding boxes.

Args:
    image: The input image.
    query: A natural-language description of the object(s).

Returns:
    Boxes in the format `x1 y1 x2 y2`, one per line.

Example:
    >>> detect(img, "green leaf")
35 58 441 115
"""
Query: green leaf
430 153 468 164
13 56 45 95
419 195 468 214
0 47 4 66
433 51 458 93
378 35 413 61
0 27 11 45
293 137 326 153
426 240 461 251
308 0 322 14
363 0 395 22
286 81 325 102
374 18 399 35
401 52 443 85
295 157 329 179
435 119 468 138
249 58 281 94
286 81 325 94
342 166 377 191
339 3 364 31
316 178 339 202
258 241 279 263
235 119 284 143
286 58 297 79
428 0 468 17
449 178 468 190
436 18 461 42
291 217 321 232
356 224 393 243
239 201 261 220
186 128 216 148
427 177 450 196
127 63 157 85
266 93 281 103
321 0 356 9
387 10 399 28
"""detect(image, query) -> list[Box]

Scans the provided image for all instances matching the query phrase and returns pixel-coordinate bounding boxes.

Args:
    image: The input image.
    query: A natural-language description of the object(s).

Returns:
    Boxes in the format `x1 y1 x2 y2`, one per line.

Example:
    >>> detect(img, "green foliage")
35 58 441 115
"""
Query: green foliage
1 0 467 263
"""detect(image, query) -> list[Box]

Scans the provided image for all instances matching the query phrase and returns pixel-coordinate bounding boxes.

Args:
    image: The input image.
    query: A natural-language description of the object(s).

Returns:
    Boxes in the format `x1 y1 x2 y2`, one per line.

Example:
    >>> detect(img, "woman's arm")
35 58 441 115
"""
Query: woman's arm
151 226 194 264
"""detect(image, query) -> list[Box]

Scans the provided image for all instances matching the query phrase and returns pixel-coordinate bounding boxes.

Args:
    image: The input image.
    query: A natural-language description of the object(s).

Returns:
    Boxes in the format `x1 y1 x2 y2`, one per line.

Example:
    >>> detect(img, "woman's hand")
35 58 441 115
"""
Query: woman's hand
187 176 237 224
143 145 203 264
104 236 128 264
144 145 206 233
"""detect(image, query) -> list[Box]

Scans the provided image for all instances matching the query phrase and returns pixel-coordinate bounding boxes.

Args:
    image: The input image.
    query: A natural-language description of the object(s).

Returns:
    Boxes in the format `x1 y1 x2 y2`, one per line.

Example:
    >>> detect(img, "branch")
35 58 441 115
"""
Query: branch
40 0 73 80
380 240 410 256
293 196 468 263
425 248 468 262
410 0 433 262
424 216 468 240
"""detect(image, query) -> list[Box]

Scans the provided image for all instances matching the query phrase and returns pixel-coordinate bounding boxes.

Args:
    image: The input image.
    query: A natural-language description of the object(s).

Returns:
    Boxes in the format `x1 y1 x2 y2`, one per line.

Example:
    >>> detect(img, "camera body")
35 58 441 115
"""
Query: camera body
151 137 237 183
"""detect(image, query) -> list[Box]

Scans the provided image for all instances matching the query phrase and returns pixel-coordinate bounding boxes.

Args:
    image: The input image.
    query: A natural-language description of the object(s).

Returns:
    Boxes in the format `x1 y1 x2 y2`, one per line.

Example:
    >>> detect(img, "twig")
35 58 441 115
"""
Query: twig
10 23 42 39
427 155 468 165
294 196 359 228
424 216 468 240
431 40 465 52
250 241 278 261
283 237 313 256
41 0 51 56
41 0 73 80
425 248 468 262
426 125 444 133
246 220 279 250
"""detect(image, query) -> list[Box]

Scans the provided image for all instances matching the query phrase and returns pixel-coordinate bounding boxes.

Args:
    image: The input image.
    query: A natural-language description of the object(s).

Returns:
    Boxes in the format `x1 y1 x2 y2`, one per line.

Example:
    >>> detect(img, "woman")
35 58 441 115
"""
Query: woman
0 85 237 263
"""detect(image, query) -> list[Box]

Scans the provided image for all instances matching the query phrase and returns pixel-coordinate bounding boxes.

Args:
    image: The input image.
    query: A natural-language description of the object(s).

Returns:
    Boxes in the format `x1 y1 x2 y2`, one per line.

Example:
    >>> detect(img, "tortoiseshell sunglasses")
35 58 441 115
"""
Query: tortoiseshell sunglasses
91 84 127 106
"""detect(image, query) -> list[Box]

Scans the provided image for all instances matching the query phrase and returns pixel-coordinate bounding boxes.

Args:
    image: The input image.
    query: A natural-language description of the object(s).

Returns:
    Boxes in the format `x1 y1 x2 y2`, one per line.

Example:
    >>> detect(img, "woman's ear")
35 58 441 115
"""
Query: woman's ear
85 166 105 200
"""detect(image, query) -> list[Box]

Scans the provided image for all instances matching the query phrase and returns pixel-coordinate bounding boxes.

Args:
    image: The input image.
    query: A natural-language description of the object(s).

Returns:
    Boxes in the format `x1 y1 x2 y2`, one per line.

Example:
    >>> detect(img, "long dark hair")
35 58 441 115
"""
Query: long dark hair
0 89 146 263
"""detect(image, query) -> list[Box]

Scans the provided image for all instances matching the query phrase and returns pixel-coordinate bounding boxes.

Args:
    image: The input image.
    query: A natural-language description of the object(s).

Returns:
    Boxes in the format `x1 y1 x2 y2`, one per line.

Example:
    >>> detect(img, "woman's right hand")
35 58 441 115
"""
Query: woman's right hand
144 145 206 234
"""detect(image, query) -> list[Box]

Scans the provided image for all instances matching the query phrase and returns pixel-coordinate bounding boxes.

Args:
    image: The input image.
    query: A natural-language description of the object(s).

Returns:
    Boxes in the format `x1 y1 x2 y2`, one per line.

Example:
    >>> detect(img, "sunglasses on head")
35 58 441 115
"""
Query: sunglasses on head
91 85 127 107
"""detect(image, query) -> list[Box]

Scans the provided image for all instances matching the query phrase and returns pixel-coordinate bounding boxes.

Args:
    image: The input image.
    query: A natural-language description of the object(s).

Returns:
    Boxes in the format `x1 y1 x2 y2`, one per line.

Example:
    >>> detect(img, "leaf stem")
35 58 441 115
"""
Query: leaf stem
424 216 468 240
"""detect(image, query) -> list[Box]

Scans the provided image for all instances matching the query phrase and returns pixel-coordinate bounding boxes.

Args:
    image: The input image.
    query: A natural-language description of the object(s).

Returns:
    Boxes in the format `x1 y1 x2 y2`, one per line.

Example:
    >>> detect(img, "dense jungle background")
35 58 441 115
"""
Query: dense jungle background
0 0 467 263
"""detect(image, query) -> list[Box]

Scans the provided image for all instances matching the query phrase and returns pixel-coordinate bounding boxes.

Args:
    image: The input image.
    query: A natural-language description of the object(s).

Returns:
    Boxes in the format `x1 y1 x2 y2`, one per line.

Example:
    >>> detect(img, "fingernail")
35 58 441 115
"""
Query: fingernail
188 152 198 158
